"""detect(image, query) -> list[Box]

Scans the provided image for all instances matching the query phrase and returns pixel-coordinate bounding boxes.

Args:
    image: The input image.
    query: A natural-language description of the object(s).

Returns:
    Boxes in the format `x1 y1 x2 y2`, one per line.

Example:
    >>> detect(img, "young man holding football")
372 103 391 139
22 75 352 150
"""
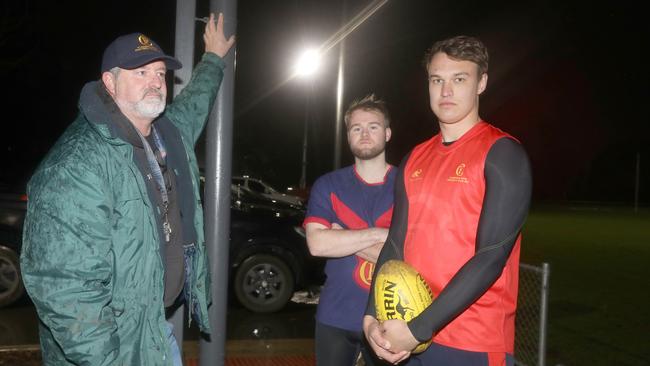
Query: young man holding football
363 36 532 366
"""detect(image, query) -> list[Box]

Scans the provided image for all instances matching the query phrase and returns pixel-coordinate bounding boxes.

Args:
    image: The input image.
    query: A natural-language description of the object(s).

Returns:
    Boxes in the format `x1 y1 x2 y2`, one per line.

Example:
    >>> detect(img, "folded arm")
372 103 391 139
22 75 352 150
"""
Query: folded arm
305 222 387 261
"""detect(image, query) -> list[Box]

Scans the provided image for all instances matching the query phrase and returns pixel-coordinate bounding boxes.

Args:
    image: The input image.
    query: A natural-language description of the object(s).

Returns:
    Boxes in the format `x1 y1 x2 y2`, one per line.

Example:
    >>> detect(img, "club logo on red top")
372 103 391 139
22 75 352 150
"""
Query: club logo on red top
448 163 469 183
455 163 466 176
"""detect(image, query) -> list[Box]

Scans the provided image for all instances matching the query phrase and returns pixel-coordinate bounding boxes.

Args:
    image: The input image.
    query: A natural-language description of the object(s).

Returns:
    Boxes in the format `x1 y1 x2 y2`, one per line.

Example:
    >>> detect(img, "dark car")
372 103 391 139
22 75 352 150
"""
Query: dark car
228 189 322 313
0 191 26 308
0 182 324 313
215 178 323 313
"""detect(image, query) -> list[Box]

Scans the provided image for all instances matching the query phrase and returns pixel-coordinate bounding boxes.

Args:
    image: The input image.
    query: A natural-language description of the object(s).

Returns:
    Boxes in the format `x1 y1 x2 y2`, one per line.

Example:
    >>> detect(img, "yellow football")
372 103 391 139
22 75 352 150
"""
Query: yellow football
374 259 434 354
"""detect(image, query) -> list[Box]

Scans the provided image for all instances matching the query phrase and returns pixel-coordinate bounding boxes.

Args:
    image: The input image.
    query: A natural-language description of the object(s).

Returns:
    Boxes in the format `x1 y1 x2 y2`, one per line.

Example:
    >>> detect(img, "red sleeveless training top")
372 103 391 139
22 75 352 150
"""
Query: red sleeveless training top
404 121 521 353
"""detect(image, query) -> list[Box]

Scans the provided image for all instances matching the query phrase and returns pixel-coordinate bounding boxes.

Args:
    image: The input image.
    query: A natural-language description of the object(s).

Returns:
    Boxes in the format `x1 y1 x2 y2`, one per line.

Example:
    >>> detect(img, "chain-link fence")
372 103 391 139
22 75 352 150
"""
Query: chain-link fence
515 262 550 366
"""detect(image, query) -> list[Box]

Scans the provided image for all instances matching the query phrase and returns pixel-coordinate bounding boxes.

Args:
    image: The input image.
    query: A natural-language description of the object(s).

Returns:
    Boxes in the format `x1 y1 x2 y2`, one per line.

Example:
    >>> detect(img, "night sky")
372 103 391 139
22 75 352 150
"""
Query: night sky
1 0 648 204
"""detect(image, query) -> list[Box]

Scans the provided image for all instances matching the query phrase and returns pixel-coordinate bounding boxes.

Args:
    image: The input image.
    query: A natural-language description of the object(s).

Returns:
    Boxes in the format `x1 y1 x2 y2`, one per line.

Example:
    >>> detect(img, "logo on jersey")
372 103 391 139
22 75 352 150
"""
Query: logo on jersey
354 257 375 290
410 168 423 180
447 163 469 183
455 163 466 176
329 194 390 290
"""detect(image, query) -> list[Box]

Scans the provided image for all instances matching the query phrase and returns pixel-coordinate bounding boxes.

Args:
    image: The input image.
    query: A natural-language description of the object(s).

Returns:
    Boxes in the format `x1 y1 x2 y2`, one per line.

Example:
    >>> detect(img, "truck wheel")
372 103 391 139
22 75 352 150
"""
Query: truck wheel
234 254 294 313
0 246 24 308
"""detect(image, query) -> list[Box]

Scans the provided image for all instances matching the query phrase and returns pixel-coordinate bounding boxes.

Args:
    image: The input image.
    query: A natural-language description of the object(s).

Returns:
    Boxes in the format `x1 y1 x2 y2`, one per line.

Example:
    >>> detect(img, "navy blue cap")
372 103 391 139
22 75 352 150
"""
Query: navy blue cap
101 33 182 73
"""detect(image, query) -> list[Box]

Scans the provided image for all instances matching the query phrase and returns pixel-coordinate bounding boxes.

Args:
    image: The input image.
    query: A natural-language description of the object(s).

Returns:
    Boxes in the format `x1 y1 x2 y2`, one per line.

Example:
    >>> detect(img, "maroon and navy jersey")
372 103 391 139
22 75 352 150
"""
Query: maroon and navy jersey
304 165 396 332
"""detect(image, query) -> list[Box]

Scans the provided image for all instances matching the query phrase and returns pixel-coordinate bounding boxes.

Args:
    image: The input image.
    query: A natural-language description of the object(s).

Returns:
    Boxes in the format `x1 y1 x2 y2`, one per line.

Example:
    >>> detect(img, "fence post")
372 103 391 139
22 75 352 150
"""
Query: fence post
538 262 550 366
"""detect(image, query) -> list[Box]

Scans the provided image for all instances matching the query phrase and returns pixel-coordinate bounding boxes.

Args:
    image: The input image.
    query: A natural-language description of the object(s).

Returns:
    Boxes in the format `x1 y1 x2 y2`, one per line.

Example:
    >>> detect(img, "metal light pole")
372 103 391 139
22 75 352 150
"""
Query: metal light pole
171 0 197 355
333 40 345 170
634 151 640 213
299 80 313 189
201 0 237 365
300 93 309 189
294 49 320 188
333 0 347 170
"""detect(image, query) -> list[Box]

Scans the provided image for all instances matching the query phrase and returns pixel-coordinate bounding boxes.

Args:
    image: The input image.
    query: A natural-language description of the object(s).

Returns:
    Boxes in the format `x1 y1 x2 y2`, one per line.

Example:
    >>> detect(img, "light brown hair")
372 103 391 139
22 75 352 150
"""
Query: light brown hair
423 35 489 75
344 94 391 130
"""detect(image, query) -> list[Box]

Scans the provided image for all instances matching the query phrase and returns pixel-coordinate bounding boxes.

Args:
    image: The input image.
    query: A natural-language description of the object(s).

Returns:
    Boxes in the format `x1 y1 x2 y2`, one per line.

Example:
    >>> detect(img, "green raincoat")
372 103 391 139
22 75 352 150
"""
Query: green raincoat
20 53 225 365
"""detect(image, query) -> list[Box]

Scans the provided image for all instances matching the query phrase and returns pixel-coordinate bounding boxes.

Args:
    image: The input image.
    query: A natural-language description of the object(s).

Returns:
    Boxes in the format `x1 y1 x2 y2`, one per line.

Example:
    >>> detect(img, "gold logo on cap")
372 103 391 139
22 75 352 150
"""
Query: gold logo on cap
135 34 158 52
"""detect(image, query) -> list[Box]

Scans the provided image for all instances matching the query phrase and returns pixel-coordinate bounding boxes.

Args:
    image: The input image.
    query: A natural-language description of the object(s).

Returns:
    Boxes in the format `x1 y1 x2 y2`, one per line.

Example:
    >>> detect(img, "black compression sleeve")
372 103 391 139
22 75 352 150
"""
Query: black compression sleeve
365 153 411 317
407 137 532 342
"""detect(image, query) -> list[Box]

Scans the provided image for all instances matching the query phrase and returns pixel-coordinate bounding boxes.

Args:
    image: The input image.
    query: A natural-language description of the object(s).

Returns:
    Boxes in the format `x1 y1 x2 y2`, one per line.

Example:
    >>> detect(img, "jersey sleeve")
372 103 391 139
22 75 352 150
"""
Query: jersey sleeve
407 137 532 342
303 175 335 228
365 153 411 317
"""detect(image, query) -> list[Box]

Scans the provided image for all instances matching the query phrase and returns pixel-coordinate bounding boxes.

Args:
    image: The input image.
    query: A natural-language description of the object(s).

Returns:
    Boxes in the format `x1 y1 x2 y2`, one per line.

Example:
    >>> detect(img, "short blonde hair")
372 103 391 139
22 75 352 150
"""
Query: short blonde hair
344 94 391 130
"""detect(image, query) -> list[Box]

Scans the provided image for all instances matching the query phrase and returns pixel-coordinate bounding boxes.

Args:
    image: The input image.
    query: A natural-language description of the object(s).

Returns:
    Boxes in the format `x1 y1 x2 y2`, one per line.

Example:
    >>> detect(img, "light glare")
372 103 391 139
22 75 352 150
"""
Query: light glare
295 49 321 77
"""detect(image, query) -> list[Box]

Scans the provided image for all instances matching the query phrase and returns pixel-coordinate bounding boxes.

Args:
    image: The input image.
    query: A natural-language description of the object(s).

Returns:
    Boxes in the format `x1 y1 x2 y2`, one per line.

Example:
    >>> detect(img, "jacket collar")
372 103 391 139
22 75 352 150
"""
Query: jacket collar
79 80 143 148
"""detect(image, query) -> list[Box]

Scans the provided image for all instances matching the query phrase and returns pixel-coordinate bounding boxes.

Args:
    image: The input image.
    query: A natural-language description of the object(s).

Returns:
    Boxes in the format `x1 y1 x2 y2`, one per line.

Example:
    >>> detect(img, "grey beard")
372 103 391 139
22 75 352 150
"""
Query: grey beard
134 98 166 118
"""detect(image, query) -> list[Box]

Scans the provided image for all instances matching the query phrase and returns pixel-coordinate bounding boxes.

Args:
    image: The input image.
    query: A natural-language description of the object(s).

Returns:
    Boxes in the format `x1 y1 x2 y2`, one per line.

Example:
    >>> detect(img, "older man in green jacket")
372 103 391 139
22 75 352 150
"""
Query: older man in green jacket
20 13 235 365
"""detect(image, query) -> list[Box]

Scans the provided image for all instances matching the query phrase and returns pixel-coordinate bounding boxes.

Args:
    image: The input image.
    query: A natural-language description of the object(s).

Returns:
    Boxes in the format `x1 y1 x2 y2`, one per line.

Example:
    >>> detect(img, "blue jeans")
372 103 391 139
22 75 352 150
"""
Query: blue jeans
166 321 183 366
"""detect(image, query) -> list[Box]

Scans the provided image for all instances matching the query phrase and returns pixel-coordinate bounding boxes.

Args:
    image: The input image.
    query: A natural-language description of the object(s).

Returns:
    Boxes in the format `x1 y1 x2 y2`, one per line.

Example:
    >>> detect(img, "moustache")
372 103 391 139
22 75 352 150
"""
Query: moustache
142 88 164 100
